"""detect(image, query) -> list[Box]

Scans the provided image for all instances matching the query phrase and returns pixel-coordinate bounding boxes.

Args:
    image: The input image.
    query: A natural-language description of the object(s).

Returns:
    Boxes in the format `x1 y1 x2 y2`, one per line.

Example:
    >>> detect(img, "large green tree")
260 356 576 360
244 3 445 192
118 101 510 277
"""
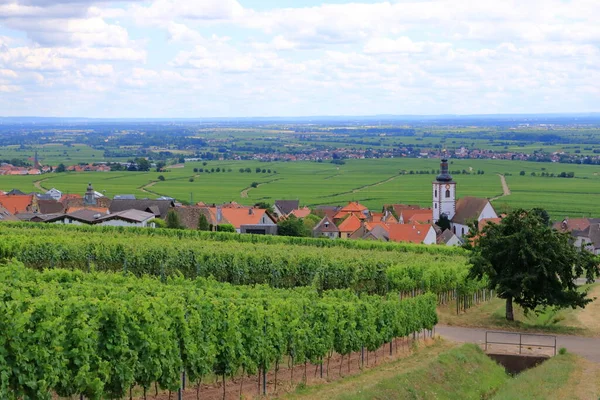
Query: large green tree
277 215 309 237
467 208 598 321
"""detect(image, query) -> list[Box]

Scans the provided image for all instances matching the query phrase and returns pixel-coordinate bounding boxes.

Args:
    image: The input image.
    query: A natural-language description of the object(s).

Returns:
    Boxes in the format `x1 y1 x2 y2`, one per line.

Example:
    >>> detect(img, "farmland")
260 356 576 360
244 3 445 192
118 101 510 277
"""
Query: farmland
2 158 600 218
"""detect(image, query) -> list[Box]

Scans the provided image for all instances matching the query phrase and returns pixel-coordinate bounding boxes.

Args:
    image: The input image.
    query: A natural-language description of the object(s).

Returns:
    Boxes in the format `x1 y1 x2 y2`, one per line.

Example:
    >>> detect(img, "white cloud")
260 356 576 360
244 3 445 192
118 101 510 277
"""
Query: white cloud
1 0 600 116
131 0 243 26
82 63 114 77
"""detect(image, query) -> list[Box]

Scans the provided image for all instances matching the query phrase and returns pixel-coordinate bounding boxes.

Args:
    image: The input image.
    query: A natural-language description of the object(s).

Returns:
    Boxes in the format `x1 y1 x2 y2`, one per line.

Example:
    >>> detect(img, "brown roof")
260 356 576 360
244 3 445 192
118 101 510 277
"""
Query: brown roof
587 223 600 249
175 206 218 229
437 229 458 245
275 200 300 216
109 199 173 218
314 206 342 220
453 197 492 225
367 225 390 241
389 224 433 244
313 216 339 233
349 225 369 239
37 200 65 214
553 218 591 233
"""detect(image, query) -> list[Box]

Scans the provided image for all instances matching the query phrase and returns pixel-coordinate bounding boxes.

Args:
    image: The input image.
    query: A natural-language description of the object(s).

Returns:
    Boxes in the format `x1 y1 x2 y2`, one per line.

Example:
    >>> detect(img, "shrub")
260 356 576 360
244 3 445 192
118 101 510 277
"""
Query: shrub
217 224 235 232
150 218 167 228
558 347 567 355
158 175 165 181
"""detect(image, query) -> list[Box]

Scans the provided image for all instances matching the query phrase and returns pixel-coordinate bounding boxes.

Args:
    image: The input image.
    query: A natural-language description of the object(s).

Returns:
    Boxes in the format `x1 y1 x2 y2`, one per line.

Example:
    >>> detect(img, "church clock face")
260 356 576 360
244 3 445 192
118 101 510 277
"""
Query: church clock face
445 184 450 189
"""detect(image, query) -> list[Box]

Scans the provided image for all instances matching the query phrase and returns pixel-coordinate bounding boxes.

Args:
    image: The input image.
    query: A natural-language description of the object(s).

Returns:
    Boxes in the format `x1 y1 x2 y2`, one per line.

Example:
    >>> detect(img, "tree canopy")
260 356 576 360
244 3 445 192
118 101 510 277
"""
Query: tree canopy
277 215 309 237
466 208 599 321
197 213 210 231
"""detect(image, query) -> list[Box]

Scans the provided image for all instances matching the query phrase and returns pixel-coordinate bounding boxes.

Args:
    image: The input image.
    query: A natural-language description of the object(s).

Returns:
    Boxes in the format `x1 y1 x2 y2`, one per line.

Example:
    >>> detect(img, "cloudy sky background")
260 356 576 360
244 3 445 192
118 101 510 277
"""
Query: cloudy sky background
0 0 598 117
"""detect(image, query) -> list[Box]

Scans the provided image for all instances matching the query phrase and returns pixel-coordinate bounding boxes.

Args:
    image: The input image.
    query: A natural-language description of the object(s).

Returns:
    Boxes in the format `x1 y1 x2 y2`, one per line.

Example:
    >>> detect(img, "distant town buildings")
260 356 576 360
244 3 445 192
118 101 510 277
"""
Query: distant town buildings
0 157 595 252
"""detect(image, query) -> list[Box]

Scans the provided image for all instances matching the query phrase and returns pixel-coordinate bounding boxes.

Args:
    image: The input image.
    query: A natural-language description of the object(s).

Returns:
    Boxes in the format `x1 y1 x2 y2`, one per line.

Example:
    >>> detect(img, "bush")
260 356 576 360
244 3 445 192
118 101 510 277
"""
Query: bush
558 347 567 355
216 224 236 232
158 175 165 181
250 182 259 188
150 218 167 228
189 177 194 182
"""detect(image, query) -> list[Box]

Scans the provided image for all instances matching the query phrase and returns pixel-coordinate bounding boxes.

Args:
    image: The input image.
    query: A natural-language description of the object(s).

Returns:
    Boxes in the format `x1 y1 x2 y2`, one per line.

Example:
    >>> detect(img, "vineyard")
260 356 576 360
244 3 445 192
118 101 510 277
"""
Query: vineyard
0 261 437 399
0 223 484 297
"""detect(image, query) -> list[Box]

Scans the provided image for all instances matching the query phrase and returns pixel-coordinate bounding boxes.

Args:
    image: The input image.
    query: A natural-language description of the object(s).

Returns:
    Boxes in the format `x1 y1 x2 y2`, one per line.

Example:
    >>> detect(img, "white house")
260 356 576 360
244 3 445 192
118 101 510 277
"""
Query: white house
45 188 62 201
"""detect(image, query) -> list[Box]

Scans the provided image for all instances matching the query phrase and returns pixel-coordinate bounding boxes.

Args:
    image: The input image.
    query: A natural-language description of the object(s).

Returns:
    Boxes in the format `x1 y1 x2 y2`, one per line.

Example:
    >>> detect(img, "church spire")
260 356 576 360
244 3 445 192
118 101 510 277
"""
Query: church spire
436 158 453 183
84 182 97 206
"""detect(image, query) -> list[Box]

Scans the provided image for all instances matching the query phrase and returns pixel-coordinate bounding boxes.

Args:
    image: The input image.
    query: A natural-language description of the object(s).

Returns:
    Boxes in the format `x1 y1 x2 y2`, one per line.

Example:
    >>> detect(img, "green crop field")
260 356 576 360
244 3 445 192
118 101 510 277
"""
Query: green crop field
2 158 599 219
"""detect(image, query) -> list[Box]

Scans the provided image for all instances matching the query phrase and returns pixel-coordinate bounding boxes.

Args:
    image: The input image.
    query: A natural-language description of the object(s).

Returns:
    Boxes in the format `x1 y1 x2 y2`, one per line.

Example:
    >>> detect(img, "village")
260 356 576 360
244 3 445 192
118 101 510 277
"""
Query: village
1 158 598 254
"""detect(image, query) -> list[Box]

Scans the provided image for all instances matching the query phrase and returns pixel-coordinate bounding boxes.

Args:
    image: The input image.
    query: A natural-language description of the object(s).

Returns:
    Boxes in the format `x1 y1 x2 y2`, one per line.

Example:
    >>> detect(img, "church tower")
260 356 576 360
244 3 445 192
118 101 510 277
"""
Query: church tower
84 182 97 206
432 158 456 222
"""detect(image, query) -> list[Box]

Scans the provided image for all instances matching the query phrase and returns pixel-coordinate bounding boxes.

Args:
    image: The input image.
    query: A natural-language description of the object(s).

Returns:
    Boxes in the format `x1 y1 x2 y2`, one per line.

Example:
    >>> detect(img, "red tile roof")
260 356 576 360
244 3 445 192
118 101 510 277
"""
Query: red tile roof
407 211 433 224
340 201 368 213
60 194 82 203
479 218 502 231
389 223 433 244
338 214 362 233
334 210 367 220
212 207 273 229
65 206 109 214
291 207 311 219
0 195 32 214
553 218 591 233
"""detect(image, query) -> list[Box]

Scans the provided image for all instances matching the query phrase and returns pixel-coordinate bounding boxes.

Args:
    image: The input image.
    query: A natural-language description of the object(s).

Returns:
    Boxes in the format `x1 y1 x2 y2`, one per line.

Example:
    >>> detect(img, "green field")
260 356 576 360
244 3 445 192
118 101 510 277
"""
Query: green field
2 158 599 218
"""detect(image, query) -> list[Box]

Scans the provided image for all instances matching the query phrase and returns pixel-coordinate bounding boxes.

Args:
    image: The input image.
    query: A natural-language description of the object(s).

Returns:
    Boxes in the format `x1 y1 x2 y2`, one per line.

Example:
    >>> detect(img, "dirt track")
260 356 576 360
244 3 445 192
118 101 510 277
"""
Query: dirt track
490 174 511 201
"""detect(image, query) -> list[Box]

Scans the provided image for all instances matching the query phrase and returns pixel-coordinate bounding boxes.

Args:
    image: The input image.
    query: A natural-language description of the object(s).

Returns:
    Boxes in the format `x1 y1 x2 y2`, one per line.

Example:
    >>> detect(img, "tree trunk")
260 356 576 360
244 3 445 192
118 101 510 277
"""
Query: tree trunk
505 296 514 321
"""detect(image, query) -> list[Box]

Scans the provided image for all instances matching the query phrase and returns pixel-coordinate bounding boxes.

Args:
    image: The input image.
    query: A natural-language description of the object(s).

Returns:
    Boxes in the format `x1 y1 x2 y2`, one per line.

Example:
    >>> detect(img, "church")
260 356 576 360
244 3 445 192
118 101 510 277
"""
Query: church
432 158 498 239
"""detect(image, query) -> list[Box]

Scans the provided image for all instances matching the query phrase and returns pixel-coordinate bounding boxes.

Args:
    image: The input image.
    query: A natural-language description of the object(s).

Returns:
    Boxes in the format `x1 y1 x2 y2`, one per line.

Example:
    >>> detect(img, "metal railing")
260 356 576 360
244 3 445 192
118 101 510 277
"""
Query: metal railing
485 330 557 356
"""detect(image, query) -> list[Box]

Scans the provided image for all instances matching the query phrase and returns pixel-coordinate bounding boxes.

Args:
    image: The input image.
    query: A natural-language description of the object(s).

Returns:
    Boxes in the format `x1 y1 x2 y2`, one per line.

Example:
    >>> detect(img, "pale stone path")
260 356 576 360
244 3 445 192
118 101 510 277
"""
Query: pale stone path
490 174 511 201
33 178 49 192
139 180 158 195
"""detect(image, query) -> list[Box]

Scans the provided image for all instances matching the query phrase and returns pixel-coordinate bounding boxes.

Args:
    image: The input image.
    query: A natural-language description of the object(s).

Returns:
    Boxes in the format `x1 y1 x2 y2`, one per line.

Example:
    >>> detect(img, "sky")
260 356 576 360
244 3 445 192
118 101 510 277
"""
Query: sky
0 0 599 118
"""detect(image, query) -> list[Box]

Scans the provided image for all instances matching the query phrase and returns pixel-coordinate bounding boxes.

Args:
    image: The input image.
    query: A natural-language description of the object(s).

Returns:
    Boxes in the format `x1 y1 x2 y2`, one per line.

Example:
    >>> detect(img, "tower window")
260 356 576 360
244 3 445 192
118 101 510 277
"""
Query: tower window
435 190 438 197
434 203 437 209
445 189 451 198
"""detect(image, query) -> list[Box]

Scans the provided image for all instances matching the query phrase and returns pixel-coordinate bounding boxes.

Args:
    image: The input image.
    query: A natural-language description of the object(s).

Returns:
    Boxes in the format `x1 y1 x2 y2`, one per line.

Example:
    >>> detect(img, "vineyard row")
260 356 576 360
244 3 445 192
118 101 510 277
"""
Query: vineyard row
0 262 437 400
0 226 485 295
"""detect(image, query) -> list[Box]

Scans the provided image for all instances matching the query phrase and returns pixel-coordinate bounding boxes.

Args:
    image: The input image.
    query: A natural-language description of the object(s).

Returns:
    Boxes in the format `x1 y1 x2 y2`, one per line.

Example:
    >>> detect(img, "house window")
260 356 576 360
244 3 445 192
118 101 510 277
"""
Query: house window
445 189 451 198
462 227 465 235
453 226 456 234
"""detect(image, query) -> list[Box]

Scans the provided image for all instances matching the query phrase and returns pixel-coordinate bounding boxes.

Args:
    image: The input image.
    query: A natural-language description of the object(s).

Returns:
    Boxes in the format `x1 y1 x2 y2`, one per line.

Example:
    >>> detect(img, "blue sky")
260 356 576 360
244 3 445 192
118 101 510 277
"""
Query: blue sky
0 0 599 117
